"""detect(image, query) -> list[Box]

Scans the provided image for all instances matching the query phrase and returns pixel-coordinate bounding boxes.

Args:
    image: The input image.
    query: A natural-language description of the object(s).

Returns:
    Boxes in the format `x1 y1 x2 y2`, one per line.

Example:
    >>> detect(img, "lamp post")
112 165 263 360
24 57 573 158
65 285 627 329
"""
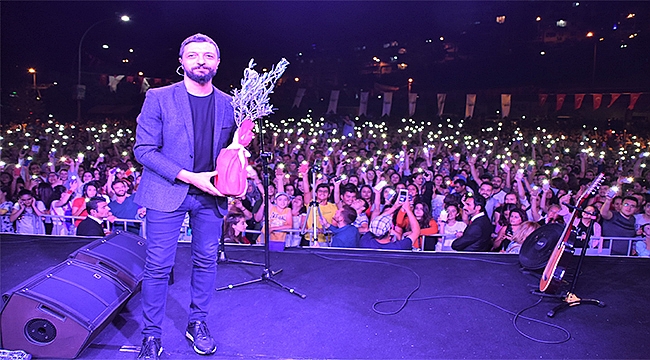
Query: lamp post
585 31 602 86
28 68 42 99
28 68 36 90
77 15 130 121
408 78 413 93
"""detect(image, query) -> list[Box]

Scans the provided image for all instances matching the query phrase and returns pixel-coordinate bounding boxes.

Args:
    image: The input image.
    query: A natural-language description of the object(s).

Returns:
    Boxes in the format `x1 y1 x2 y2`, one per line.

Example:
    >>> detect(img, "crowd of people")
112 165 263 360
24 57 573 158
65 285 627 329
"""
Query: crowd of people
2 114 650 257
0 117 144 236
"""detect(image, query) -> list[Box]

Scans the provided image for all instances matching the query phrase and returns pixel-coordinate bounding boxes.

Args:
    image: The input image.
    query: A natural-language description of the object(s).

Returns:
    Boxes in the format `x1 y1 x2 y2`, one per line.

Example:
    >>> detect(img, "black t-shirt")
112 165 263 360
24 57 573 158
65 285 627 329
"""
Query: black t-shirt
573 221 591 248
188 92 215 194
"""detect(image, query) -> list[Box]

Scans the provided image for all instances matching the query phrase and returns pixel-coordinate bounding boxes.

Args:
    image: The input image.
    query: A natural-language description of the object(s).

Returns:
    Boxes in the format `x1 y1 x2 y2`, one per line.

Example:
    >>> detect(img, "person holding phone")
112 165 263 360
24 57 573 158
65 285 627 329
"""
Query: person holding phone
436 204 467 251
359 196 420 250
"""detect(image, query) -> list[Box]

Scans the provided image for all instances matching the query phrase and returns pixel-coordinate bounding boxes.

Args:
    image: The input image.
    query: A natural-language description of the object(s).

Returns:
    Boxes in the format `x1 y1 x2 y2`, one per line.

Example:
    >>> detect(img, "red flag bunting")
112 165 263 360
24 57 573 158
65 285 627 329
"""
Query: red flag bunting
628 93 641 110
574 94 585 110
539 94 548 107
608 93 620 108
593 94 603 110
556 94 566 111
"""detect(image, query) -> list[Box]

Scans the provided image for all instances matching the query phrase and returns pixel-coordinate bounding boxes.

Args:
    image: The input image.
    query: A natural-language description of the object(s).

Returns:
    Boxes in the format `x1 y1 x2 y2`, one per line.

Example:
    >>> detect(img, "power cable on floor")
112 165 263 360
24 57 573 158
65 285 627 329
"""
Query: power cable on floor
311 251 571 344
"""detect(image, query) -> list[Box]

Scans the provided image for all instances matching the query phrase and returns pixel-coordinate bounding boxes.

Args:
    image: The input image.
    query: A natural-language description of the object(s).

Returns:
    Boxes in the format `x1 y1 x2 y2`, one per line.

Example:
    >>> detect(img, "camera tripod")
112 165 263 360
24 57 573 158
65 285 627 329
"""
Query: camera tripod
300 162 330 247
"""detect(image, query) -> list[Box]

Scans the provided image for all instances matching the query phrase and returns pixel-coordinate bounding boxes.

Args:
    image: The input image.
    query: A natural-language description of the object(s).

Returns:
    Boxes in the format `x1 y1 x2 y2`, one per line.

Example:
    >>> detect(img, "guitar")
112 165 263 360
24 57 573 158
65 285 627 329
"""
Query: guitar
539 173 604 294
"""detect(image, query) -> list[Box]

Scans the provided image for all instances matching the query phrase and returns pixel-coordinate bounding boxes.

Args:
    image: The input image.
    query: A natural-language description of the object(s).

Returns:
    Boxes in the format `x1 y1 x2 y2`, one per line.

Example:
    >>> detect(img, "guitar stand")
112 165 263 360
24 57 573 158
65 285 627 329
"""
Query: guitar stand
540 215 605 317
546 291 605 318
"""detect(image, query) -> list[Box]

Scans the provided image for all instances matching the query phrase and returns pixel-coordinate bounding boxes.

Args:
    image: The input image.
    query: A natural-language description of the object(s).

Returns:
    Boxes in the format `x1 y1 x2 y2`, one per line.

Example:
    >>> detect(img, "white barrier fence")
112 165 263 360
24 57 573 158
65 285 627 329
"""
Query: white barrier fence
13 214 146 238
7 218 643 256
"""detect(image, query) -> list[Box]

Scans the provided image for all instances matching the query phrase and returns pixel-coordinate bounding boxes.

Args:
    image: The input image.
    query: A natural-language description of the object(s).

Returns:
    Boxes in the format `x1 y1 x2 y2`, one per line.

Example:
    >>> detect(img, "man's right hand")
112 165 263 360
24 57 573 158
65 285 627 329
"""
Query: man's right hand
177 169 219 196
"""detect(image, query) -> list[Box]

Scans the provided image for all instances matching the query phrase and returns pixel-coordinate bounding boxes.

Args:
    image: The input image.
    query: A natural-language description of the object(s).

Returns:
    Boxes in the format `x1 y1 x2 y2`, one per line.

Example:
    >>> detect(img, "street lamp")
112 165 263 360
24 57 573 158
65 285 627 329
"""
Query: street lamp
407 78 413 93
586 31 603 86
28 68 36 90
28 68 42 99
77 14 130 121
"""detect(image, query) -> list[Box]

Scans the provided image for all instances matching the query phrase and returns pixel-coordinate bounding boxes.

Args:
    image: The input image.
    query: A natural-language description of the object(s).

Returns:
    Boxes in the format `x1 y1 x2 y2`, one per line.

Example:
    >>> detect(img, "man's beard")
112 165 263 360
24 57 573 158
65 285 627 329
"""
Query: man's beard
184 64 217 85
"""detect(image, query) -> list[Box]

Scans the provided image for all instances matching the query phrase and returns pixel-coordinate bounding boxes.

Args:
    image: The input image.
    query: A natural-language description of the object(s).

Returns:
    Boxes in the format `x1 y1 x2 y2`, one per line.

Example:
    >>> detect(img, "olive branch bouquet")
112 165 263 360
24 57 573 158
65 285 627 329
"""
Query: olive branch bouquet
231 58 289 126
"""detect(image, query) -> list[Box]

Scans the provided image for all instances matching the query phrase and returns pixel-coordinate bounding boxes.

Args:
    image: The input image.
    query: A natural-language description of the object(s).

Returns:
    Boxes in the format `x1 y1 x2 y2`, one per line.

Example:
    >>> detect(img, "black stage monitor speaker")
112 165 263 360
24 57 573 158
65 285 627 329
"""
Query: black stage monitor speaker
70 230 146 292
0 260 131 359
519 223 564 270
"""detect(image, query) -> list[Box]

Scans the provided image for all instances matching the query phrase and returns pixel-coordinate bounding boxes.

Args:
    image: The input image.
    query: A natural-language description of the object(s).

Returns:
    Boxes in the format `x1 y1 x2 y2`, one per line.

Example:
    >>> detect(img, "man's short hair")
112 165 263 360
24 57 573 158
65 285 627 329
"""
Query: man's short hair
622 196 639 206
357 198 369 212
479 173 493 182
340 205 357 226
479 182 493 190
179 33 220 58
342 184 358 196
466 193 486 211
316 183 330 194
86 196 106 214
454 178 466 187
112 179 129 190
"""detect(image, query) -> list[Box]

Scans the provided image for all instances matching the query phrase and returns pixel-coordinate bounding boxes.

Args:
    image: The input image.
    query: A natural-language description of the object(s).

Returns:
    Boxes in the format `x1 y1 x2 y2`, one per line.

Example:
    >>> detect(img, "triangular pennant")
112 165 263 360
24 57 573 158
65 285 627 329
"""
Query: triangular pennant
607 93 620 108
628 93 641 110
592 94 603 110
556 94 566 111
574 94 585 109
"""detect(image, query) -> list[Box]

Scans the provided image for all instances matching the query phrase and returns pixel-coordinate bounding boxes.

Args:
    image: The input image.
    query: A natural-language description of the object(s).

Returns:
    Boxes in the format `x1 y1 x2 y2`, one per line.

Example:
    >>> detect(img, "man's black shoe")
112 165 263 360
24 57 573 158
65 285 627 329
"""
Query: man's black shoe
185 321 217 355
138 336 163 360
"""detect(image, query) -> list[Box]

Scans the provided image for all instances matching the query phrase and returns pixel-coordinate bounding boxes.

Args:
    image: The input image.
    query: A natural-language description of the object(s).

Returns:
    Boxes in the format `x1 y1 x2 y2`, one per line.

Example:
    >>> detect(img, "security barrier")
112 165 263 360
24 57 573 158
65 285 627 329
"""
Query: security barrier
3 217 645 257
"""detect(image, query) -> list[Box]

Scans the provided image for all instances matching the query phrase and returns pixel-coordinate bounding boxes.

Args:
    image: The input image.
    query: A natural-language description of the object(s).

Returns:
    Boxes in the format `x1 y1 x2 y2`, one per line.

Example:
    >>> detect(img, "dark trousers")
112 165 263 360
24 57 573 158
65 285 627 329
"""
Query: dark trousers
141 193 223 338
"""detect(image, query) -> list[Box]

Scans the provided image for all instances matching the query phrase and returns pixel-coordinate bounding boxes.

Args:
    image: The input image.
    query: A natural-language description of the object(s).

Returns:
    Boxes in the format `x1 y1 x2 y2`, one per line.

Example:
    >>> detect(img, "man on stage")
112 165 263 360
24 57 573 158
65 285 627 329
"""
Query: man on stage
133 33 235 359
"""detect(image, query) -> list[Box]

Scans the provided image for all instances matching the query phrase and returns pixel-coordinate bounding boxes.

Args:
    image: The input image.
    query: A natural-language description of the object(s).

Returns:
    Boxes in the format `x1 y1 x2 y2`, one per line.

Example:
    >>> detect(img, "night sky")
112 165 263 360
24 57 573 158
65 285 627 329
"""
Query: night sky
2 1 524 80
2 1 649 118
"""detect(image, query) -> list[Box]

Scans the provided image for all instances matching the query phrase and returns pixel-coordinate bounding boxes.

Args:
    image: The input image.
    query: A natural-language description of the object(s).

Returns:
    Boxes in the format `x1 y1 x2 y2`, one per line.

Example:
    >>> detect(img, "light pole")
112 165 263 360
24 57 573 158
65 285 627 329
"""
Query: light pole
586 31 603 86
28 68 36 90
408 78 413 93
28 68 42 99
77 15 130 121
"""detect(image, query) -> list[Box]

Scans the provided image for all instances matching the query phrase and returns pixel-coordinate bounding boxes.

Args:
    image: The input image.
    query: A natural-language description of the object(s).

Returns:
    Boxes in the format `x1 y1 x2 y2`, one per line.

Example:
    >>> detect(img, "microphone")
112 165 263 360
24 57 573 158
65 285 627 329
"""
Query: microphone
562 202 596 216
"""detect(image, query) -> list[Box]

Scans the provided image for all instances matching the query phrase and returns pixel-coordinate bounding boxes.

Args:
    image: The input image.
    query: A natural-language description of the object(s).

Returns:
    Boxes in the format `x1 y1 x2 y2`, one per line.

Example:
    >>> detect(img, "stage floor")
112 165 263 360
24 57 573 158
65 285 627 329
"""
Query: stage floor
1 234 649 359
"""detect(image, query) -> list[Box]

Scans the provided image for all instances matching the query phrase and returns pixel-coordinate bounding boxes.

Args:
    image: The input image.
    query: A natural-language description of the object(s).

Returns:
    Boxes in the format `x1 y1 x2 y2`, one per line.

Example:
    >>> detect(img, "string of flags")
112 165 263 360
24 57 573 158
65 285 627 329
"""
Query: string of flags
540 92 642 111
294 88 644 118
96 73 644 116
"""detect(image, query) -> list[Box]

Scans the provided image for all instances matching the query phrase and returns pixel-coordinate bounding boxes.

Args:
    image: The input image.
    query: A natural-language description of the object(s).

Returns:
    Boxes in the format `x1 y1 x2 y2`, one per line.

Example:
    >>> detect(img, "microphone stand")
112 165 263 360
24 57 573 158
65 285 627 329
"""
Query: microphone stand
217 218 264 266
216 120 305 299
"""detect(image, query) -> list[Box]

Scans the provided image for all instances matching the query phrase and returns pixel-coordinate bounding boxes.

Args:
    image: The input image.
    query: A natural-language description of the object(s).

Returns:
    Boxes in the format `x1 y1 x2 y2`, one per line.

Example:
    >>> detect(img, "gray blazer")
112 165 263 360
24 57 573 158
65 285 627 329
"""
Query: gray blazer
133 81 236 213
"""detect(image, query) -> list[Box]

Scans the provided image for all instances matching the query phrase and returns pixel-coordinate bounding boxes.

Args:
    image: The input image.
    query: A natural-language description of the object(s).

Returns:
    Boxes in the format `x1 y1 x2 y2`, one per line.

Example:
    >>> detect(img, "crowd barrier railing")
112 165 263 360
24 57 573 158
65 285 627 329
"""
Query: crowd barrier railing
4 220 643 256
575 236 642 256
24 217 643 256
183 227 642 257
34 214 146 238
